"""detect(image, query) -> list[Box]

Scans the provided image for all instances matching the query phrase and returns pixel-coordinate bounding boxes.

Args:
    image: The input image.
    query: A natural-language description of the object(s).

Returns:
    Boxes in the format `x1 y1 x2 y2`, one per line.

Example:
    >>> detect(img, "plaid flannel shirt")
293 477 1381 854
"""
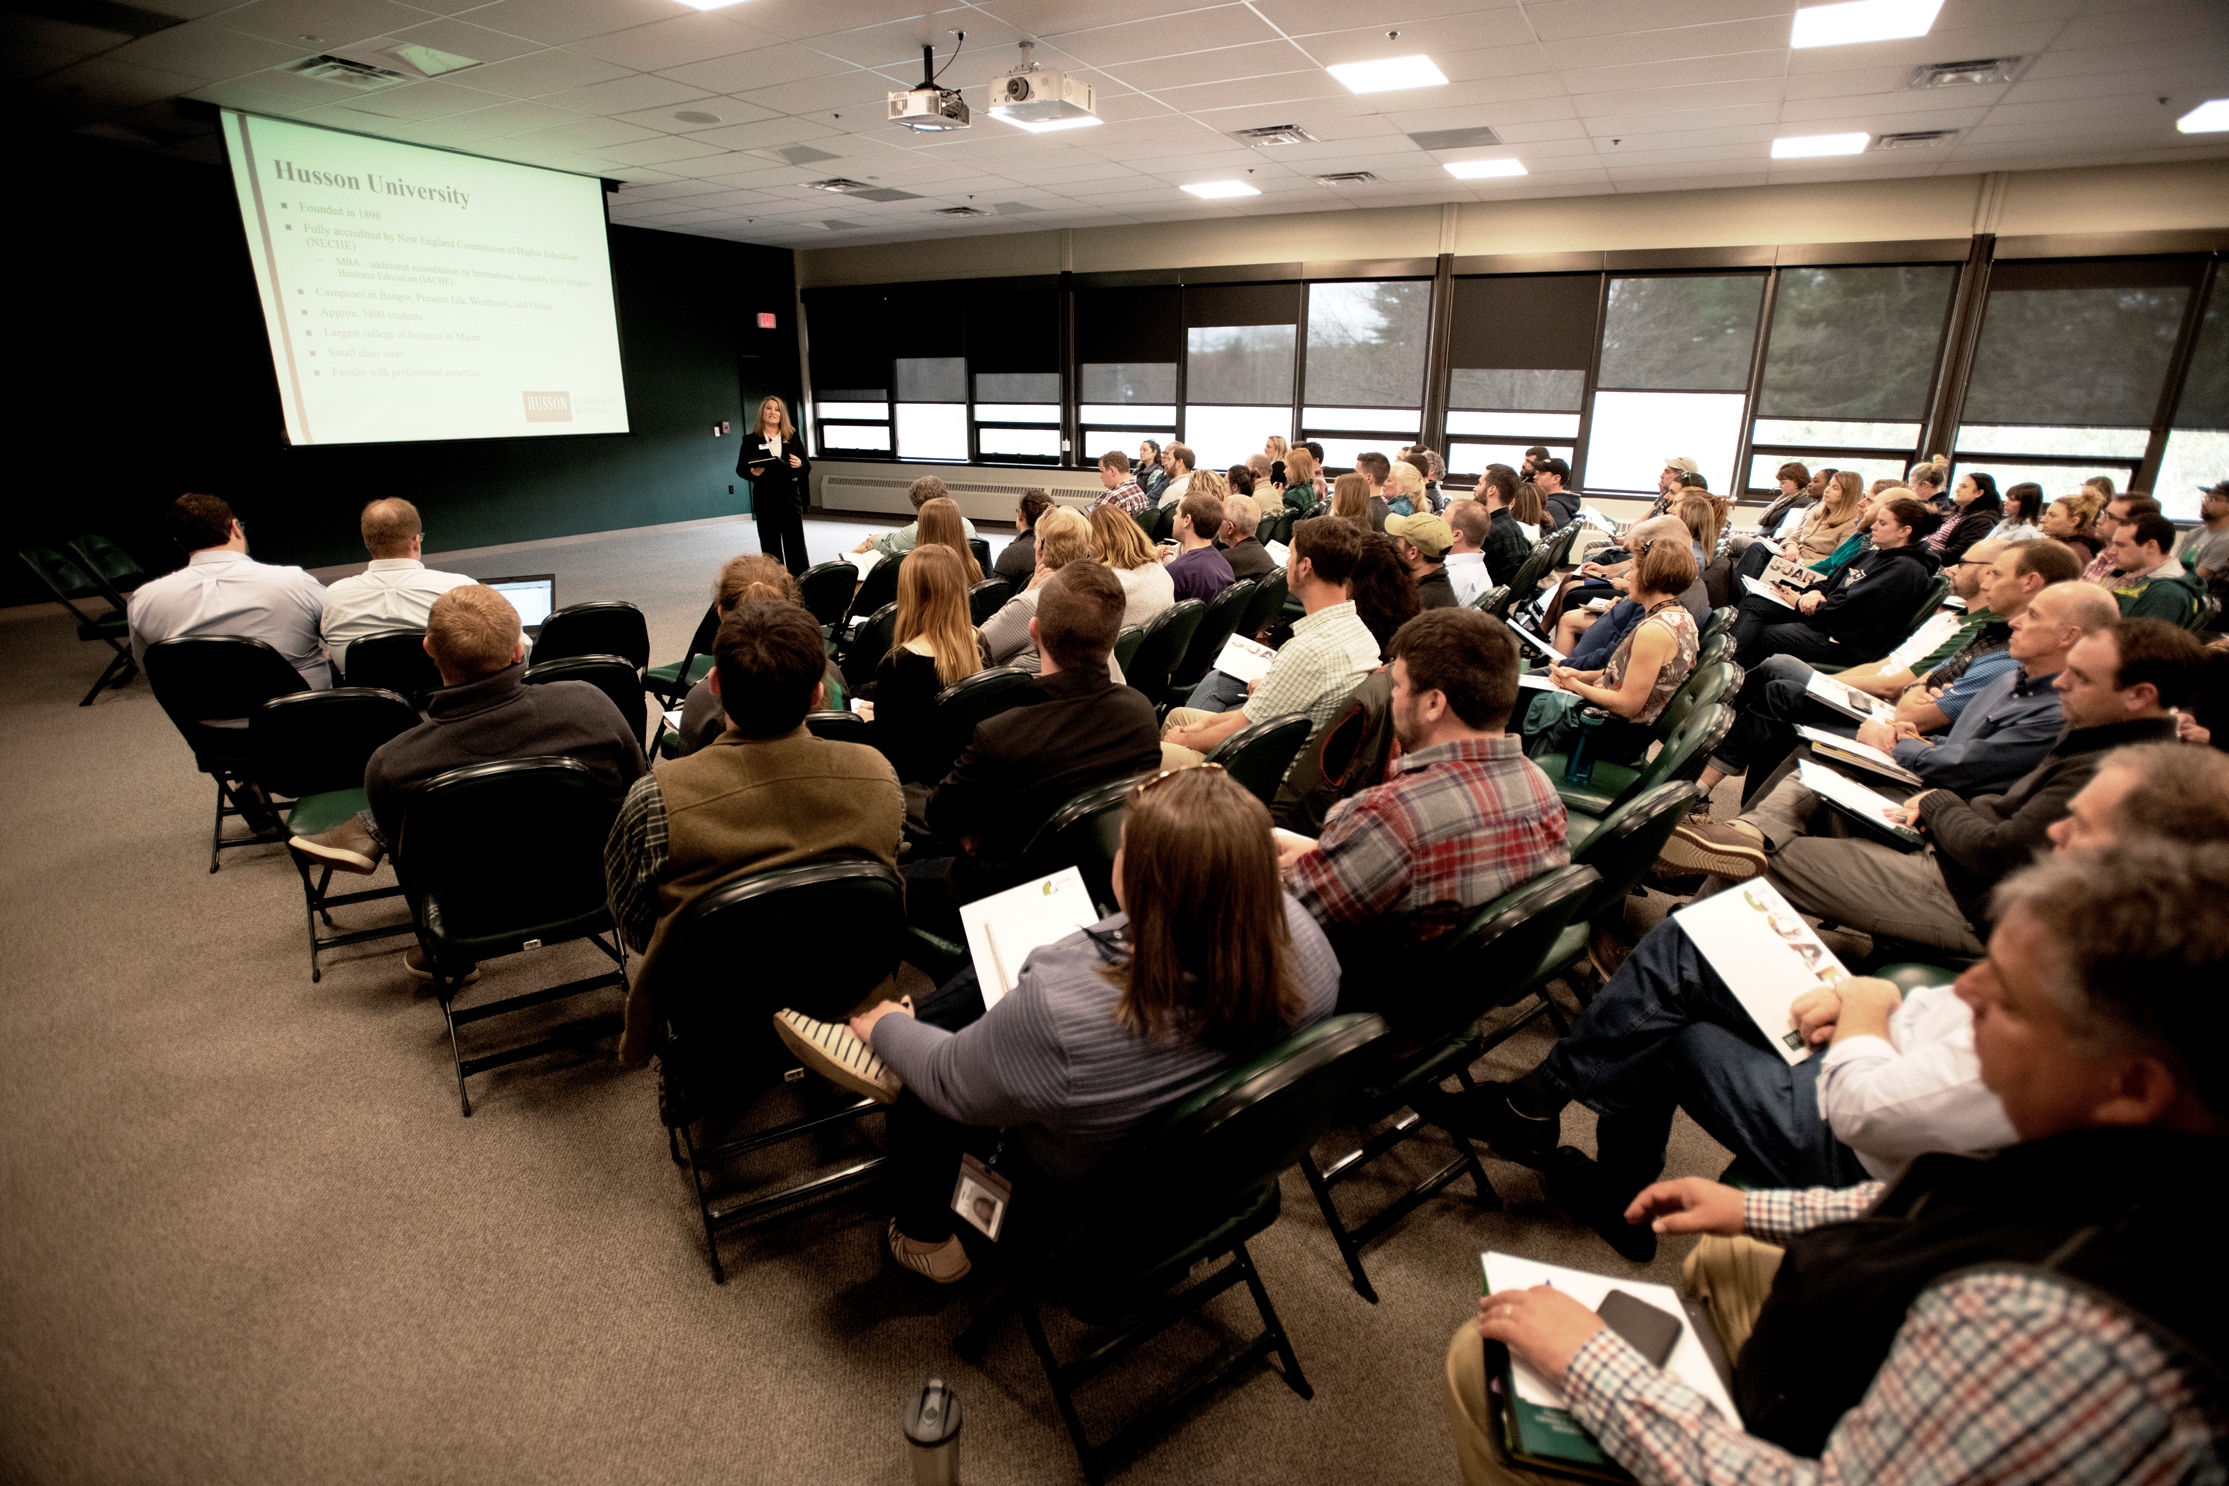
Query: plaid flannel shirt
1555 1181 2227 1485
1286 734 1568 939
1094 480 1148 517
603 772 669 954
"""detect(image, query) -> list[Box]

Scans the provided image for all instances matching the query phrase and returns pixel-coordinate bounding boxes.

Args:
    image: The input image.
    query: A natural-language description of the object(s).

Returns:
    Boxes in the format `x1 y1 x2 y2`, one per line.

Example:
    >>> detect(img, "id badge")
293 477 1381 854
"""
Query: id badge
952 1153 1013 1242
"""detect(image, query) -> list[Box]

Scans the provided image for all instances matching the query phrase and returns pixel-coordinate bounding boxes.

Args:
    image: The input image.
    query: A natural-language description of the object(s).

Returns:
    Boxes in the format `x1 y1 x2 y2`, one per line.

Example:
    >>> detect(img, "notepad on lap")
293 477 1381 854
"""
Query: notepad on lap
1797 725 1924 786
1741 575 1797 609
959 867 1101 1011
1212 634 1278 685
1795 758 1926 851
1264 539 1291 568
1802 670 1896 724
846 549 883 578
1509 619 1565 663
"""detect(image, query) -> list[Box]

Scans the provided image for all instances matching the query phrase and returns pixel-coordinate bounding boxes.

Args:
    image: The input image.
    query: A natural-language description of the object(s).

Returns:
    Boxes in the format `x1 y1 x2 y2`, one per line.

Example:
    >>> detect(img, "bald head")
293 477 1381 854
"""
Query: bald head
360 498 423 559
1951 538 2007 602
2032 580 2120 636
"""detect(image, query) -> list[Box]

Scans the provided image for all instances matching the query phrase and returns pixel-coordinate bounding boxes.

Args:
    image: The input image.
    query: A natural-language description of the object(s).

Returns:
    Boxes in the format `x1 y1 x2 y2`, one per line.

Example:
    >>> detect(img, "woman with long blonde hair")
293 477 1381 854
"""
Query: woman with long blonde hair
1330 472 1374 528
980 505 1099 675
1280 445 1321 514
741 394 811 575
914 496 983 584
1786 468 1867 562
1086 502 1175 629
863 543 982 782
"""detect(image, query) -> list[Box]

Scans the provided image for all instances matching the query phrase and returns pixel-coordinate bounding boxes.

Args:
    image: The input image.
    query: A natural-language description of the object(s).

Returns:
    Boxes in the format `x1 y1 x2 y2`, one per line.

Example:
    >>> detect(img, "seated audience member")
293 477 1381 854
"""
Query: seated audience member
1225 463 1257 498
1382 458 1429 519
1354 451 1393 531
1134 440 1169 504
1447 840 2229 1486
1642 457 1696 520
1282 610 1567 974
915 563 1163 919
1092 451 1147 516
828 767 1338 1282
1386 512 1459 608
2040 488 2105 561
1676 491 1725 571
860 545 982 784
2109 511 2206 622
1163 517 1378 761
1671 616 2201 955
1730 497 1943 666
1280 445 1322 514
1751 461 1814 536
855 476 978 560
1217 493 1275 580
1550 516 1709 660
1152 442 1197 509
1735 471 1865 585
1929 470 2003 562
606 599 902 1063
1475 466 1534 586
979 506 1097 677
1986 480 2044 543
129 491 329 689
913 496 983 584
2181 478 2229 584
1329 472 1375 530
320 498 474 655
1347 534 1422 658
994 490 1052 586
1443 500 1493 606
1533 458 1580 529
1828 537 2081 705
1165 490 1235 603
1905 452 1952 510
1521 538 1700 764
674 555 847 756
1696 553 2092 804
1508 480 1547 545
1086 502 1176 629
2079 491 2159 582
291 585 646 892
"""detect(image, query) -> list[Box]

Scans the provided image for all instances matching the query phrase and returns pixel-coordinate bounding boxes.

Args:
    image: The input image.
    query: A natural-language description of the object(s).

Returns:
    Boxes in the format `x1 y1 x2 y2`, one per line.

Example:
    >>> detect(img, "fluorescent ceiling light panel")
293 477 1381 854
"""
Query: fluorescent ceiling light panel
1326 55 1448 94
1792 0 1943 48
1445 158 1526 179
2178 99 2229 134
1181 180 1260 199
673 0 750 10
1772 131 1870 158
989 111 1103 133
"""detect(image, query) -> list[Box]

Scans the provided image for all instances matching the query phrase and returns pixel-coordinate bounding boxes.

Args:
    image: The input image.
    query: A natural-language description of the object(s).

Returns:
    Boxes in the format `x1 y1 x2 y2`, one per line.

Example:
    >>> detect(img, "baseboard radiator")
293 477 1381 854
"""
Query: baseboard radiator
813 462 1105 527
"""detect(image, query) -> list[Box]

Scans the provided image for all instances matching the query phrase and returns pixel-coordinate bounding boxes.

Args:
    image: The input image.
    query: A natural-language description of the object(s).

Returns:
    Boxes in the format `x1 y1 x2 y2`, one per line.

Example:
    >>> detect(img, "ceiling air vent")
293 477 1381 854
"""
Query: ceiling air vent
285 54 409 90
1874 129 1959 149
1315 171 1378 186
936 206 989 216
1408 125 1502 151
804 178 874 193
1234 123 1318 146
1906 57 2022 88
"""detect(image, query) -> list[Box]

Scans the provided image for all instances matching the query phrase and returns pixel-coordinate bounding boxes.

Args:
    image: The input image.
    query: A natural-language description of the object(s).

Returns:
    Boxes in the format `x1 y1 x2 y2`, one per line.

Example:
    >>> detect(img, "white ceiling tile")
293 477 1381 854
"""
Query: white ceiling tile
383 17 545 64
464 0 695 48
1782 22 2070 75
543 71 711 113
1099 39 1317 92
605 98 778 132
511 112 662 147
1563 47 1788 97
654 41 853 92
444 97 582 132
1251 0 1514 38
33 56 210 108
596 131 735 163
1293 9 1540 67
318 77 507 118
747 0 976 43
688 113 849 149
218 0 435 49
1524 0 1794 44
566 13 783 70
1539 14 1792 70
809 14 1028 73
1049 5 1284 68
732 67 901 114
447 46 630 95
109 24 313 81
1570 99 1780 135
2023 38 2229 81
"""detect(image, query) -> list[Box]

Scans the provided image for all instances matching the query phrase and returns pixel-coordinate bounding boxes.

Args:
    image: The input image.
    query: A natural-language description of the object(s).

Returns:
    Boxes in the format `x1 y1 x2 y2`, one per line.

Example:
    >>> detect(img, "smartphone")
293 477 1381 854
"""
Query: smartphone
1596 1289 1684 1367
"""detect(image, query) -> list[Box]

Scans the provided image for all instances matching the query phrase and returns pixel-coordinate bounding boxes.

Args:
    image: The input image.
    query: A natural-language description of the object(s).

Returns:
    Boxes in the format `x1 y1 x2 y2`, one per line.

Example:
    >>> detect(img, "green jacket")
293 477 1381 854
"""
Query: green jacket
2115 569 2204 624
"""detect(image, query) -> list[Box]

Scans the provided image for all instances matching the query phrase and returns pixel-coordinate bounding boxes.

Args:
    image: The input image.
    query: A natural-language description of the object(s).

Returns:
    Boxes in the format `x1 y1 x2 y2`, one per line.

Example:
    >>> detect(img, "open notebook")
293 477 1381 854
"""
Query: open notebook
958 867 1103 1011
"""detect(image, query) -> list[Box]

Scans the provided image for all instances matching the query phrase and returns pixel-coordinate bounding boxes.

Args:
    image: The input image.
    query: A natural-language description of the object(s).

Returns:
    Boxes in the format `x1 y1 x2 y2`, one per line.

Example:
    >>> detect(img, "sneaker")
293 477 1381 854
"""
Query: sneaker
1545 1147 1657 1265
403 944 479 986
887 1220 971 1284
289 814 384 874
1657 819 1768 881
773 1009 902 1104
1412 1080 1559 1169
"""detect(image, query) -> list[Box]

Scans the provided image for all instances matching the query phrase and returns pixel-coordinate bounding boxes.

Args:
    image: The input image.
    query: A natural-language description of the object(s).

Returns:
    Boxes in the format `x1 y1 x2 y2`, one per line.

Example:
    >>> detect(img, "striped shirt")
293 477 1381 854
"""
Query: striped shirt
870 896 1340 1182
1286 734 1569 942
1243 600 1382 732
1555 1181 2227 1486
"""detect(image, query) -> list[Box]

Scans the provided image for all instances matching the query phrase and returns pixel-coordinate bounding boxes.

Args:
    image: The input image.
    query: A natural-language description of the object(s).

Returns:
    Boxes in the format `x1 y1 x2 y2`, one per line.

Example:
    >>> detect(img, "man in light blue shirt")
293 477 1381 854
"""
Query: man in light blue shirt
127 492 329 689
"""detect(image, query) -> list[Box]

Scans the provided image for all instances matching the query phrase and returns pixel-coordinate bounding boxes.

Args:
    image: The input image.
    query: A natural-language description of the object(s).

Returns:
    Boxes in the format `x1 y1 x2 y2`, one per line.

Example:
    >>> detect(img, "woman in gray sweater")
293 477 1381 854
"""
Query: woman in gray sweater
852 767 1340 1282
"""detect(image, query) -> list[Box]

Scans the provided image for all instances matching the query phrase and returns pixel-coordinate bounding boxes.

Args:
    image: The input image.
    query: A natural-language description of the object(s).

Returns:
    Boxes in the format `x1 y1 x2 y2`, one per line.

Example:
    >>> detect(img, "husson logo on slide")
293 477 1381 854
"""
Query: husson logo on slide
523 391 573 423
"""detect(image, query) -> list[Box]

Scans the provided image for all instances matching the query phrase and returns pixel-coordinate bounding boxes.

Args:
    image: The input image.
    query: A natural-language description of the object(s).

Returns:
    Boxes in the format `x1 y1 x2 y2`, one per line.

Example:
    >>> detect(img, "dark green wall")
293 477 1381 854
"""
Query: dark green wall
13 136 799 605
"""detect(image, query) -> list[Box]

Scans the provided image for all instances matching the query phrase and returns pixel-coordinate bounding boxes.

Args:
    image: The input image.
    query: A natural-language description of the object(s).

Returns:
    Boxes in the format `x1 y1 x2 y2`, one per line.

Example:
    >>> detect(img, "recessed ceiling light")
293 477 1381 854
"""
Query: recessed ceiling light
1181 180 1260 199
1772 131 1870 158
990 112 1103 134
673 0 750 11
2178 98 2229 134
1326 55 1448 94
1445 158 1526 179
1791 0 1943 48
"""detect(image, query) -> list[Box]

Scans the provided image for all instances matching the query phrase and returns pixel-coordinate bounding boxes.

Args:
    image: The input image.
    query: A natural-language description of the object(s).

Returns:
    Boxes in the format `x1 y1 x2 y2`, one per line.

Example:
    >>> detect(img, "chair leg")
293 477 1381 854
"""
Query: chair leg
1019 1293 1103 1484
676 1121 726 1284
80 648 133 707
208 778 226 873
1299 1153 1377 1304
1449 1068 1504 1211
290 851 324 982
1232 1242 1312 1400
438 984 473 1118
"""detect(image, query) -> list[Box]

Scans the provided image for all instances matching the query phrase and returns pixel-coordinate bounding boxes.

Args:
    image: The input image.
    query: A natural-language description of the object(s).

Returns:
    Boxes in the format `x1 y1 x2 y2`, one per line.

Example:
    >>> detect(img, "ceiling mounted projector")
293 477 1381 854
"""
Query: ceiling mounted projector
990 41 1096 126
890 40 970 132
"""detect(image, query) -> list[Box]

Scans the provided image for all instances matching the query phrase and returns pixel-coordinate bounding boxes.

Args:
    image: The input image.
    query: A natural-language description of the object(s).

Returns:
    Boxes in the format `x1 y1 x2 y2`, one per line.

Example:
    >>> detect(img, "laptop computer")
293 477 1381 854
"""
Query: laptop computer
479 574 557 634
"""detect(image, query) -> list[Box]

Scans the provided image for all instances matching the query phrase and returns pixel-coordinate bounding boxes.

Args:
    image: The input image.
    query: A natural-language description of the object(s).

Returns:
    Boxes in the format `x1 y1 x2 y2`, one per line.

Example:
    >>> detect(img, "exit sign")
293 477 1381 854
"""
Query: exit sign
756 311 777 329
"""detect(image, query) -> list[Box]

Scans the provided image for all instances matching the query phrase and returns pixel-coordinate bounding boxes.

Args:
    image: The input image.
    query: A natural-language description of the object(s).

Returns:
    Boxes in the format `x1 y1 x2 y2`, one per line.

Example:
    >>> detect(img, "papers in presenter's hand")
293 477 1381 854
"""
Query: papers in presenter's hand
1742 574 1797 609
1212 634 1278 685
1795 758 1925 850
959 867 1102 1011
1802 669 1897 724
1882 611 1963 671
1797 724 1924 785
1673 877 1851 1065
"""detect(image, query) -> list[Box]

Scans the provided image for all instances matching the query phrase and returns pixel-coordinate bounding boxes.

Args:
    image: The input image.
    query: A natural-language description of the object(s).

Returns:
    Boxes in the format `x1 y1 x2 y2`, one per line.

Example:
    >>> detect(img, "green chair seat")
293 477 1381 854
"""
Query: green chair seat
286 787 369 838
1543 757 1640 816
645 653 715 690
1543 921 1588 981
78 610 129 642
1564 808 1603 849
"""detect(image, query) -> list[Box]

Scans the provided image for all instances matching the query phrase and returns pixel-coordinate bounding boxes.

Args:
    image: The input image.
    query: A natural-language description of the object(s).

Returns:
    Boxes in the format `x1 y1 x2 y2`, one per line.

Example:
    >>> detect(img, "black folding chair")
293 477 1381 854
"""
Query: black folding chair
1123 600 1204 712
840 602 899 689
969 576 1015 627
524 652 650 745
143 635 315 870
653 859 909 1282
844 554 902 626
967 536 992 575
1238 568 1287 641
343 631 442 708
65 533 149 601
17 544 136 705
252 688 421 980
1532 782 1702 1005
530 600 650 671
913 666 1039 784
1203 712 1313 806
1166 577 1258 701
805 710 872 744
798 560 857 629
646 604 719 706
393 757 631 1116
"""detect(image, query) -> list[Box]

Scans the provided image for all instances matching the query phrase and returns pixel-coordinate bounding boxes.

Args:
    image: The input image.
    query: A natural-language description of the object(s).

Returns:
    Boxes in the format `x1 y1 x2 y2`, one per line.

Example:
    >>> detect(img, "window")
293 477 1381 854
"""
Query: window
2157 280 2229 520
893 355 967 462
964 282 1060 465
1441 275 1597 482
1584 272 1765 494
1747 263 1956 493
1077 284 1180 469
1302 279 1430 471
1180 282 1298 472
802 286 895 456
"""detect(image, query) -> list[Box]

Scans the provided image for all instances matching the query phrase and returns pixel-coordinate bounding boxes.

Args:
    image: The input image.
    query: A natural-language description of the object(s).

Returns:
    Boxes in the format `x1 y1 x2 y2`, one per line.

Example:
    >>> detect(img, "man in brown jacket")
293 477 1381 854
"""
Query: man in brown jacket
605 598 903 1064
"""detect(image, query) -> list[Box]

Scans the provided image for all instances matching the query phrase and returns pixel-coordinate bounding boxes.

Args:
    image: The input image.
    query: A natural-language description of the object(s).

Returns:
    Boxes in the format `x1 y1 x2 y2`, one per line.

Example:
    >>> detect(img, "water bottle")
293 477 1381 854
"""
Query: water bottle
903 1377 963 1486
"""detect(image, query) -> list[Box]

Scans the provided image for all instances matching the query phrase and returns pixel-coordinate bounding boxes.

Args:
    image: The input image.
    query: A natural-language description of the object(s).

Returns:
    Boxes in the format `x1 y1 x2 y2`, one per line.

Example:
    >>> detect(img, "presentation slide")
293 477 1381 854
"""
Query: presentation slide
219 111 629 446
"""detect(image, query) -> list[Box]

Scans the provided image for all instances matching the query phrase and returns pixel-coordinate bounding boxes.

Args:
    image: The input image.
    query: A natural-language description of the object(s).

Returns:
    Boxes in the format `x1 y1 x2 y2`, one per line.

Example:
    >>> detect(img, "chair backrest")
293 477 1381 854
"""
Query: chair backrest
1124 599 1205 703
1396 863 1603 1040
798 560 858 628
2191 593 2223 636
967 536 992 575
1015 772 1153 917
1656 658 1736 739
1203 711 1312 806
1611 702 1733 810
919 666 1039 782
1239 568 1288 640
531 600 650 670
523 653 649 741
671 603 720 670
1700 605 1737 643
251 687 421 800
144 636 315 767
1142 504 1177 544
1547 521 1584 568
395 757 621 958
841 602 900 688
1112 625 1146 673
343 630 444 706
1570 781 1702 915
17 545 104 608
845 553 903 623
654 859 909 1090
1170 578 1258 689
65 534 149 600
1471 582 1511 616
968 576 1014 627
805 709 872 744
1498 539 1558 612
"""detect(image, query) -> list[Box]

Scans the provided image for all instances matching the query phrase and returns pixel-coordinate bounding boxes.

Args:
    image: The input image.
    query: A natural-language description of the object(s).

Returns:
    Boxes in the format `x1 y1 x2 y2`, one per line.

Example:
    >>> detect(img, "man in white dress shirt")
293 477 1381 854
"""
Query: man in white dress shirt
320 498 474 659
127 492 330 690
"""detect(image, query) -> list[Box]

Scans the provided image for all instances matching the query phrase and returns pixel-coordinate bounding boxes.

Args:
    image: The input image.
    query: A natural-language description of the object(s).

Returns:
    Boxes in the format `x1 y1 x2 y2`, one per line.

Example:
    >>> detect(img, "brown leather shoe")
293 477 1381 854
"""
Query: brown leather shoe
1657 819 1768 880
289 814 383 874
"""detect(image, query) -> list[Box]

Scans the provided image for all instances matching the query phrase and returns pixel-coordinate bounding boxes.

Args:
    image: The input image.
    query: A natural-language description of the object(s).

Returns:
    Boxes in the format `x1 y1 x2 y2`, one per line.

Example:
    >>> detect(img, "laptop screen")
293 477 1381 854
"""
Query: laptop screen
481 575 556 630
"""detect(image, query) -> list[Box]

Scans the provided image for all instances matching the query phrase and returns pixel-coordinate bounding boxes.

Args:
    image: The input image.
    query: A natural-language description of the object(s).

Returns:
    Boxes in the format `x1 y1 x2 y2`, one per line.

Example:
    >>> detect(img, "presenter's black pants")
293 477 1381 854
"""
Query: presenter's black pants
753 492 809 574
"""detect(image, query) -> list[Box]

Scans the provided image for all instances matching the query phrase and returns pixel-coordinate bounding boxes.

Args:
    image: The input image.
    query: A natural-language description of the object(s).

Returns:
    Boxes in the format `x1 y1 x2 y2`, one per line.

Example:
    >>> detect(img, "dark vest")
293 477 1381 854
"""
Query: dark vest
1735 1127 2228 1457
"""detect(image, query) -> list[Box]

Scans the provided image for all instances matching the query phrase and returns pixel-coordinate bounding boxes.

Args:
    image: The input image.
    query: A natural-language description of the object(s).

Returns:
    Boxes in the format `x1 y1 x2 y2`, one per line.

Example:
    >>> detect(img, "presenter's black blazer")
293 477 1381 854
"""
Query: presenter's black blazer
739 433 811 507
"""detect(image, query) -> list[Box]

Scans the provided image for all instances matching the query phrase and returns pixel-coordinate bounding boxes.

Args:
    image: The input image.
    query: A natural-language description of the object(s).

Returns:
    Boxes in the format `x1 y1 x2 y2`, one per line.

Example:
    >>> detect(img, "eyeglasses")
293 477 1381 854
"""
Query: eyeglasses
1131 762 1226 798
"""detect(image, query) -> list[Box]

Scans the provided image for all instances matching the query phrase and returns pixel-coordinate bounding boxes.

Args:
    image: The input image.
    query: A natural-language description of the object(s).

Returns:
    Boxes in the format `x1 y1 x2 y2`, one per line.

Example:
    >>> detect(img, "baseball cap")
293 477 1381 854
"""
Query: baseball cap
1537 457 1571 481
2201 479 2229 498
1384 512 1453 558
1664 455 1699 475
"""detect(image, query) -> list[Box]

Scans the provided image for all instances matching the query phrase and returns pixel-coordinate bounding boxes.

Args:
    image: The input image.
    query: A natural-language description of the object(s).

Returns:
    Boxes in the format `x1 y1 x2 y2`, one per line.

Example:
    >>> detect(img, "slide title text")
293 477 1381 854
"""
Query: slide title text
272 158 469 208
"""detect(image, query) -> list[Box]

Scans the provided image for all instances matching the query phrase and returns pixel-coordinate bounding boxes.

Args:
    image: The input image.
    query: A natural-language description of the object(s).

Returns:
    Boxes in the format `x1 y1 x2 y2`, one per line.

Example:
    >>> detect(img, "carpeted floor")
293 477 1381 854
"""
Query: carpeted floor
0 514 1732 1485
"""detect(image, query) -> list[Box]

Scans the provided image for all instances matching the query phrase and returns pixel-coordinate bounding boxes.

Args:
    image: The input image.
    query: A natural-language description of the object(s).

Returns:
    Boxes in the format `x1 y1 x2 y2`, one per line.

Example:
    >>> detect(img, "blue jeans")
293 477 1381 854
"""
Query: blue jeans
1539 918 1868 1190
1185 669 1250 712
1709 653 1859 784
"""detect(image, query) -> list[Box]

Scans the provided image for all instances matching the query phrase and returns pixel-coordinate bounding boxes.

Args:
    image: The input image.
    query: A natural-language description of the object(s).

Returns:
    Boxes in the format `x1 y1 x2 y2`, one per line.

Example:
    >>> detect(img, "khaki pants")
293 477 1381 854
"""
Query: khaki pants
1159 706 1218 770
1440 1237 1783 1484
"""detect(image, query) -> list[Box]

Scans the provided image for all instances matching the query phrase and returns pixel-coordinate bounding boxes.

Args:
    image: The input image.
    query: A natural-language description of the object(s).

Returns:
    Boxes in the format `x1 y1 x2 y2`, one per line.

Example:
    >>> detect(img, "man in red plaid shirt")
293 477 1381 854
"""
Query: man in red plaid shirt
1280 607 1568 1004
